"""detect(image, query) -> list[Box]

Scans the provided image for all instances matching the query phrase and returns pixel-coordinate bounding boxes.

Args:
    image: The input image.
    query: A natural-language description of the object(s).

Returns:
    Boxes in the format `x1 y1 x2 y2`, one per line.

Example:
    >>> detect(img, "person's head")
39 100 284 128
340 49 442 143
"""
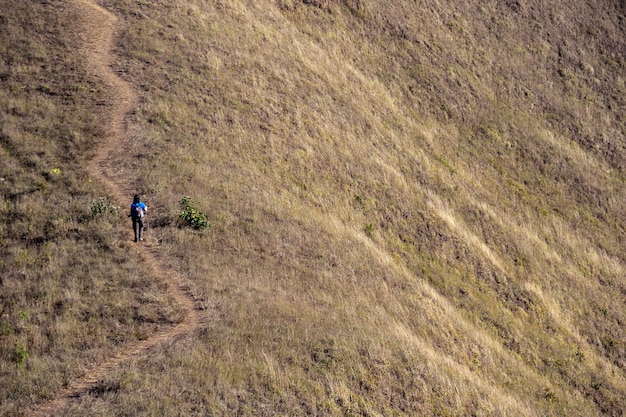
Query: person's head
133 194 140 203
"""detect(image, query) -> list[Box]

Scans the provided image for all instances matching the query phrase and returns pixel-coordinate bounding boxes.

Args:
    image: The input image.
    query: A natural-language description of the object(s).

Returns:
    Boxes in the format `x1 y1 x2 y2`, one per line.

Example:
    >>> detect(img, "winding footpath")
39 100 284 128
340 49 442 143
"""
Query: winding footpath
28 1 200 415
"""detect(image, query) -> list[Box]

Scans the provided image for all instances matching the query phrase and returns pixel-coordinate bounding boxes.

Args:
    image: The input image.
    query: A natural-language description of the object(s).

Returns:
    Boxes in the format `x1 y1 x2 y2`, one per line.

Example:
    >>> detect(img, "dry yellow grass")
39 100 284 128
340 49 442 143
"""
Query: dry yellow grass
1 0 625 416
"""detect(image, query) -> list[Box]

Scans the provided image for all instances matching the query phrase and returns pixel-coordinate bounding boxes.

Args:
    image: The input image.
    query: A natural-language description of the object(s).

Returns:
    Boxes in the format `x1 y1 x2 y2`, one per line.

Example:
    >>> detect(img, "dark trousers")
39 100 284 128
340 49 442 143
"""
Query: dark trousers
132 217 144 241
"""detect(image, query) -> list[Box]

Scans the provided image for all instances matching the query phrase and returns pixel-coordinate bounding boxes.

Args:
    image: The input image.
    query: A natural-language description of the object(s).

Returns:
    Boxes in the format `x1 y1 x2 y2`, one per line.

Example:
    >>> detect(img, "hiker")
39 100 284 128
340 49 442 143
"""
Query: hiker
130 194 147 242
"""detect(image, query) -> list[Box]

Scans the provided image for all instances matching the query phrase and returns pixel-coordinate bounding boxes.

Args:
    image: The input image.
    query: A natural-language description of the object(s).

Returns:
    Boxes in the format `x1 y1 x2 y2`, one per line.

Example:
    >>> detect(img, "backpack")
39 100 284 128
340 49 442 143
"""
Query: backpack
132 203 144 219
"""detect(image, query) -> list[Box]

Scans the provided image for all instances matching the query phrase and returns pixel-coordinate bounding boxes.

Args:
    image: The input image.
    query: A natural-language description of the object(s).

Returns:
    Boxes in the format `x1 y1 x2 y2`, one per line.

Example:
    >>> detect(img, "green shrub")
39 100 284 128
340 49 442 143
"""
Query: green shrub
91 197 119 216
14 343 28 367
178 196 210 230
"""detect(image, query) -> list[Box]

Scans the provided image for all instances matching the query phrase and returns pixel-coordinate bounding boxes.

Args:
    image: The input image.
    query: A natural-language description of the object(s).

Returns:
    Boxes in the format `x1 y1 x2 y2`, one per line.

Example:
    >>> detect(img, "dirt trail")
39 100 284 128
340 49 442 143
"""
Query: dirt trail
28 1 200 415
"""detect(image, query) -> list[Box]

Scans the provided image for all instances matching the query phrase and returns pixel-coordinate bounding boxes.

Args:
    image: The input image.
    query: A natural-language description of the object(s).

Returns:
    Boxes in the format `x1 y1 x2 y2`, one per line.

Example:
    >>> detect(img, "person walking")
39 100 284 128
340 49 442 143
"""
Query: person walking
130 194 147 242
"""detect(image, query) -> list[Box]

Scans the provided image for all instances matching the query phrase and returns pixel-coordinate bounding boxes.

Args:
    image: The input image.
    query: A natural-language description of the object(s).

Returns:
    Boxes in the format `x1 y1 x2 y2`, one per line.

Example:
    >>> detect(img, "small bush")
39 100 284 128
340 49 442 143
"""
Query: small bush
91 197 119 216
178 196 210 230
14 343 28 367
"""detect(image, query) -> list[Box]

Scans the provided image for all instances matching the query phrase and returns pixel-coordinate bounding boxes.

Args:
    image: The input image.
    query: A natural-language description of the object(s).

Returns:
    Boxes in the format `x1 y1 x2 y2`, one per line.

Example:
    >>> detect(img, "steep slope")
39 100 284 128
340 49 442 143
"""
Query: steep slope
2 0 625 415
17 1 200 415
1 1 193 415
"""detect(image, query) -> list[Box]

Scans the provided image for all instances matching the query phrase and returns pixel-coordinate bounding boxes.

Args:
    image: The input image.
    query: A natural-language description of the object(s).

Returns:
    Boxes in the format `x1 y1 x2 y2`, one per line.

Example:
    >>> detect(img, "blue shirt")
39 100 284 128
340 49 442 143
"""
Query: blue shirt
130 202 147 218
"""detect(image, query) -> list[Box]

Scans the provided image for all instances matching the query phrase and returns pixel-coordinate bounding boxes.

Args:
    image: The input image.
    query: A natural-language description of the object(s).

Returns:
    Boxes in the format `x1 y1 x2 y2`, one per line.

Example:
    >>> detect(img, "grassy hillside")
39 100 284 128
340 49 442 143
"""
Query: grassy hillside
1 0 625 415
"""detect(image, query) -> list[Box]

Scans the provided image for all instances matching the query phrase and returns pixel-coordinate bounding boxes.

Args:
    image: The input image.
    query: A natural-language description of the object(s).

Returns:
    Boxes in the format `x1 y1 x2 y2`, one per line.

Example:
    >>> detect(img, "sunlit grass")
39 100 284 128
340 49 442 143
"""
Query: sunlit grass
1 0 624 415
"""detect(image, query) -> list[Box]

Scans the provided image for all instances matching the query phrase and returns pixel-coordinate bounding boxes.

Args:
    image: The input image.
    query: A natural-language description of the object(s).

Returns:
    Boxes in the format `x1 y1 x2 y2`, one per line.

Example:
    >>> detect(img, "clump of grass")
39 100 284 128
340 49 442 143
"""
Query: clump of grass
91 197 119 216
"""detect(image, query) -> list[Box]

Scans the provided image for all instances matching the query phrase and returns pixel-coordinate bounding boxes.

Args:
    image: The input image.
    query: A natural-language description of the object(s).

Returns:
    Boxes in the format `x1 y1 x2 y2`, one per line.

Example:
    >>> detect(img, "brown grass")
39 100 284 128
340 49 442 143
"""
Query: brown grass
1 0 625 416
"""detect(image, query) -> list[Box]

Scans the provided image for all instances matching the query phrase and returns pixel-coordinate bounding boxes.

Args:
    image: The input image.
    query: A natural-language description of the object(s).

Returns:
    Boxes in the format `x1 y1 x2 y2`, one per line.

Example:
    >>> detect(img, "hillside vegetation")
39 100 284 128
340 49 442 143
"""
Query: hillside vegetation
1 0 625 415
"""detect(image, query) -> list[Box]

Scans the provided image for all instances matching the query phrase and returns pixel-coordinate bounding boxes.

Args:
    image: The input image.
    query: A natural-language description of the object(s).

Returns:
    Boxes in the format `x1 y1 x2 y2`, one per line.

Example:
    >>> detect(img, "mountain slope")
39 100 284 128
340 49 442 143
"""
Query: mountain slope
1 0 624 415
